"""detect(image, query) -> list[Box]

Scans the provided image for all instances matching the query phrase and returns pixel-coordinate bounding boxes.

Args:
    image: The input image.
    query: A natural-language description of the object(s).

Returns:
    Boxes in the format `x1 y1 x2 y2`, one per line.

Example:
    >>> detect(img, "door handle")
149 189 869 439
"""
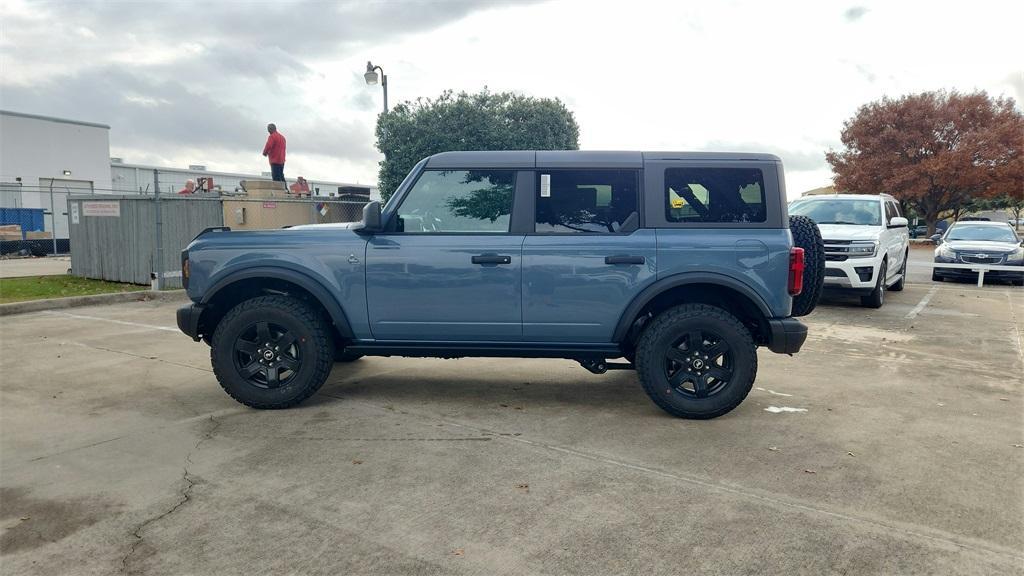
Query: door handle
605 255 645 265
471 254 512 265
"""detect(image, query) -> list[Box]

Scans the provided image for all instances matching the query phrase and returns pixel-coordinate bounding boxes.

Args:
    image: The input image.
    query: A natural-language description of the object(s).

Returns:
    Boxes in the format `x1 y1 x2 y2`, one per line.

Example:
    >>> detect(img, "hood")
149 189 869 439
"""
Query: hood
943 240 1020 254
814 224 882 242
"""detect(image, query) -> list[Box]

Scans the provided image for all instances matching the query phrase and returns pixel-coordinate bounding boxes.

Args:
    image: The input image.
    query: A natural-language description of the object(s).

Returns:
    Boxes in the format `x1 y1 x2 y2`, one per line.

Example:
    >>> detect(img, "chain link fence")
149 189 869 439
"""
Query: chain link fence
3 175 369 265
67 189 368 289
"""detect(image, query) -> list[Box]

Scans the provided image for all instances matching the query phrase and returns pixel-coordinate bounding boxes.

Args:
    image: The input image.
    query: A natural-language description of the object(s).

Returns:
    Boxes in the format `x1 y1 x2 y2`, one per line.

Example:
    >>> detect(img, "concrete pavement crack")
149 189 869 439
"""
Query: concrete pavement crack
120 416 220 574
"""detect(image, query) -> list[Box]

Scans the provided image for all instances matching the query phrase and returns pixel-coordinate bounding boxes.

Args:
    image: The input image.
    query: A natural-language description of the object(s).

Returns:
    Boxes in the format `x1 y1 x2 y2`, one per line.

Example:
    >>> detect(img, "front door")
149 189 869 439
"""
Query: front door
522 168 656 342
365 169 524 341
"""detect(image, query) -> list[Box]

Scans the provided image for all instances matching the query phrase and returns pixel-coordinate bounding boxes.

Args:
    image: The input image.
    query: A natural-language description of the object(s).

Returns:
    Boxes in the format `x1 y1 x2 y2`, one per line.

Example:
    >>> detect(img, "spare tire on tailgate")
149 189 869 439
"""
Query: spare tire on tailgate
789 215 824 317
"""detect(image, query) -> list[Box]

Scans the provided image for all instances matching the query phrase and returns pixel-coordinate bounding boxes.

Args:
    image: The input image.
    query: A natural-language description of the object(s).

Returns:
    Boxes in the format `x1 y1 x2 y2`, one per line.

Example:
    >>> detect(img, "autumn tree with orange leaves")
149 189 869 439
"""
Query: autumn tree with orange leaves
826 90 1023 235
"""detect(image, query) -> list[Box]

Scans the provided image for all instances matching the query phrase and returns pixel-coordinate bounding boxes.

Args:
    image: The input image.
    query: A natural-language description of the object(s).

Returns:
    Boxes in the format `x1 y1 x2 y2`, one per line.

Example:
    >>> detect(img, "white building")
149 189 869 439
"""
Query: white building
1 109 377 248
1 111 113 242
111 161 377 200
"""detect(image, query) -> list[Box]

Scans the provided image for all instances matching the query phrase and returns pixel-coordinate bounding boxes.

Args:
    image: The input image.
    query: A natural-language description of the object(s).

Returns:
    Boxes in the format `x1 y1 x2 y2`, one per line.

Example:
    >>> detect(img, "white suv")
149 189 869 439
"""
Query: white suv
789 194 910 308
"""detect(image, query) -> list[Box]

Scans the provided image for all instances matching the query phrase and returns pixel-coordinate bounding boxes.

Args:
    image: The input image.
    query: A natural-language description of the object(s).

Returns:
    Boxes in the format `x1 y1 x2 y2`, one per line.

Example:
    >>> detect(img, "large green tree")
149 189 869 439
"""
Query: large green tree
375 89 580 202
826 90 1023 235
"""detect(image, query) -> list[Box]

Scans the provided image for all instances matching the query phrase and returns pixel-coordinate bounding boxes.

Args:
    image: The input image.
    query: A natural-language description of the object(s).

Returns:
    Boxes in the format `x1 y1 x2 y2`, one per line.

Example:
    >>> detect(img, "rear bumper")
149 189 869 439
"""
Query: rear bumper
176 304 205 341
766 318 808 354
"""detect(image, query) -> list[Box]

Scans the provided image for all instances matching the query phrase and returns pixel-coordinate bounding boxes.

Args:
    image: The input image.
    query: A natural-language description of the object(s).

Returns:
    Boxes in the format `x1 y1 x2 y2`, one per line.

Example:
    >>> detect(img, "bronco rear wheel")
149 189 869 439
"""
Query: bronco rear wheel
789 215 825 317
211 295 333 409
635 304 757 419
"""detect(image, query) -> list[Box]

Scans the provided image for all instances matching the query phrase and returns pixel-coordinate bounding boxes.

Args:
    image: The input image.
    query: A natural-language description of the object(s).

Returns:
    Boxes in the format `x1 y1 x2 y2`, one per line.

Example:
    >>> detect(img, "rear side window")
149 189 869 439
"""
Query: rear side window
396 169 514 233
665 168 766 223
535 170 639 233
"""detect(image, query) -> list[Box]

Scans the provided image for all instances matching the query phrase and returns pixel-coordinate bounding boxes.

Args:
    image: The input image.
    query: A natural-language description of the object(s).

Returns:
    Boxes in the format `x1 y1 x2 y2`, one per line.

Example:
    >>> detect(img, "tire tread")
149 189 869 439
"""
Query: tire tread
789 215 825 317
211 295 333 409
636 304 757 419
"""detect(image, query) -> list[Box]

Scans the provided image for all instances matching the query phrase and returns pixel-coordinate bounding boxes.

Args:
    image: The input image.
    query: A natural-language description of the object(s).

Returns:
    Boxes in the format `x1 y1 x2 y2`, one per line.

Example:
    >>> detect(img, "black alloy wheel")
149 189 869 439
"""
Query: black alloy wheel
233 321 302 389
664 329 733 399
635 304 757 419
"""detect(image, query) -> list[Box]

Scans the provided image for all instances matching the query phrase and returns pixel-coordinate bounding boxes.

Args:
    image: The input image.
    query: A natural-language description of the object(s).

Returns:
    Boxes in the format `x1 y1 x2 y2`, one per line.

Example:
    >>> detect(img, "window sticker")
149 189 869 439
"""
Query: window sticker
540 174 551 197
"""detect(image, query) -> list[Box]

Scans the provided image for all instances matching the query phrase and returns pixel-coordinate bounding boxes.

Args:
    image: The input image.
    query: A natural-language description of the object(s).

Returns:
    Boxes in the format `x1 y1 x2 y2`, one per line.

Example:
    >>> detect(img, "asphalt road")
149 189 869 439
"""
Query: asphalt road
1 277 1022 575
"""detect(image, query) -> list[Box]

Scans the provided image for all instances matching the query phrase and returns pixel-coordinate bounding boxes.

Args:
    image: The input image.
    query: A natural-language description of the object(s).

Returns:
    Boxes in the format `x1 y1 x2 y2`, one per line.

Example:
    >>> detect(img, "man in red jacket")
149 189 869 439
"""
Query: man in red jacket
262 123 287 182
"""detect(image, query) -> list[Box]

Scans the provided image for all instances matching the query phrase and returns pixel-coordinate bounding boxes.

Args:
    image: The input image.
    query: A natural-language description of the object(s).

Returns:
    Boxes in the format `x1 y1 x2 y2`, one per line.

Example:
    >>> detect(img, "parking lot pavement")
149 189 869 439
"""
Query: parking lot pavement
0 256 71 278
1 282 1022 575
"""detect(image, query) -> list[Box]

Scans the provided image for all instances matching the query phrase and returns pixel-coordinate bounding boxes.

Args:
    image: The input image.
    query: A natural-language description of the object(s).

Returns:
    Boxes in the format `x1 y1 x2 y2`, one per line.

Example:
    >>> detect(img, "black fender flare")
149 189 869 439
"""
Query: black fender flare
612 272 773 342
201 266 354 339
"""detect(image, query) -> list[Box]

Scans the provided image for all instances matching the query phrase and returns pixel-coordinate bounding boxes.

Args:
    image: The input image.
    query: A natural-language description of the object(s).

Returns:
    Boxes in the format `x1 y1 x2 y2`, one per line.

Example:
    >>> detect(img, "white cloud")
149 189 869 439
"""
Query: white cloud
1 0 1021 194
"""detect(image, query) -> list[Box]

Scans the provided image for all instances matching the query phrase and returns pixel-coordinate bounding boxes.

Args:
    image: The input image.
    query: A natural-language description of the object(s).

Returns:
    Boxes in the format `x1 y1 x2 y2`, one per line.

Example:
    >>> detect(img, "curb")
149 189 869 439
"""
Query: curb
0 289 188 316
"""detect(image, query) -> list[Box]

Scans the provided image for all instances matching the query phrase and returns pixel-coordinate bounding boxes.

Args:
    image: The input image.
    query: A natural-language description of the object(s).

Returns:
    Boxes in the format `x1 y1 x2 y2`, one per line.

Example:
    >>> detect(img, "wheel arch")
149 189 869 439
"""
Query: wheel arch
198 267 354 343
614 273 773 348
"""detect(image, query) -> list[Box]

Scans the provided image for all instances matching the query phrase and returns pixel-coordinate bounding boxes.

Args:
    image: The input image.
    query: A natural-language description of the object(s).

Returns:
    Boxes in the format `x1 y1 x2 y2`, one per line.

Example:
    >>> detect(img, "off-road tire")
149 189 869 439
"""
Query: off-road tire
789 215 825 317
890 250 908 292
335 349 364 363
635 304 757 419
211 295 333 409
861 259 886 308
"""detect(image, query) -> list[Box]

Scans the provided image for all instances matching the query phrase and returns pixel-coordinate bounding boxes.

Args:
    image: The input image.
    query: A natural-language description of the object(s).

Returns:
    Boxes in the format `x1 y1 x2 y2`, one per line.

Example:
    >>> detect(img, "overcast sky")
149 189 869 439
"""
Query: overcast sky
1 0 1021 195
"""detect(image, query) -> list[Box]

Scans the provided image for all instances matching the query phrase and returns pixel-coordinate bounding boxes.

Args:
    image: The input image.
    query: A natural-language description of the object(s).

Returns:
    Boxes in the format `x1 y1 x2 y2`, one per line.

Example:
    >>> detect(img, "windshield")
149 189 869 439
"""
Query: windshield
789 198 882 226
946 225 1018 243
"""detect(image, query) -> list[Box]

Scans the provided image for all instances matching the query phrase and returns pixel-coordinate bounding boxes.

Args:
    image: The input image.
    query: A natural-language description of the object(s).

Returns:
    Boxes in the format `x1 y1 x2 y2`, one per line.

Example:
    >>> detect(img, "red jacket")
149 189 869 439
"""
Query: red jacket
263 131 286 164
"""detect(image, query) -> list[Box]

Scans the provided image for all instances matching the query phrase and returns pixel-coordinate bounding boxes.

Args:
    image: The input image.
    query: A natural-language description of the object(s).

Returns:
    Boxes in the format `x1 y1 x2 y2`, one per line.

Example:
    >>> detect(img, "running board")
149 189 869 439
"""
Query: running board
344 341 624 360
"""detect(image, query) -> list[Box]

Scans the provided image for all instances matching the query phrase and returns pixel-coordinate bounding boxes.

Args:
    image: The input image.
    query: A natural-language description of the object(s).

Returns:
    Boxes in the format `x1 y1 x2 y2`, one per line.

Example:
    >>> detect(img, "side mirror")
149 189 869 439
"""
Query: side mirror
929 234 942 244
889 216 908 228
356 201 381 234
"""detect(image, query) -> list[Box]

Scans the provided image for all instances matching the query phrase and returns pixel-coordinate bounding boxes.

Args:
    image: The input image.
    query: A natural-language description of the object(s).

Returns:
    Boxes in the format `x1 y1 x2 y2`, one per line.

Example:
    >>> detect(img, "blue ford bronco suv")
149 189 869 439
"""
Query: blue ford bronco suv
177 151 824 419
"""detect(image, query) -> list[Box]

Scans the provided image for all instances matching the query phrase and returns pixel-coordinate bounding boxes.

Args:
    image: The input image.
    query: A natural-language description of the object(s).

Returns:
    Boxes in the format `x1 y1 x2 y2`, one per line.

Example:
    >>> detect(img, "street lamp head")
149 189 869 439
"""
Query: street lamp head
364 61 379 85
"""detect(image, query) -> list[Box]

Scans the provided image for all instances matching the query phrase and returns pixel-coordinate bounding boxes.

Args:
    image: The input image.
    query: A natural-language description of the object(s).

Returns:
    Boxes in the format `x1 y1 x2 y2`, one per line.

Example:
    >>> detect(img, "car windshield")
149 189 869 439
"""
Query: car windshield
946 225 1018 243
789 198 882 226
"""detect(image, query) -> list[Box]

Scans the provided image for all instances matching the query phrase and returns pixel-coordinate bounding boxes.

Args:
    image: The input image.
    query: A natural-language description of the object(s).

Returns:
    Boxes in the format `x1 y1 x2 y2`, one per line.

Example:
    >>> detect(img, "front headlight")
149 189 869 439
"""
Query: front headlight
1007 247 1024 263
847 241 878 258
938 245 957 259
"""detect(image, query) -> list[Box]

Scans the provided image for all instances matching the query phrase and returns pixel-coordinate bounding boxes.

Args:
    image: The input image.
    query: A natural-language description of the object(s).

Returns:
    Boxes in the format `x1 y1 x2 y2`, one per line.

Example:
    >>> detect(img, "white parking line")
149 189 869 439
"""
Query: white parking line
40 310 179 332
905 286 939 319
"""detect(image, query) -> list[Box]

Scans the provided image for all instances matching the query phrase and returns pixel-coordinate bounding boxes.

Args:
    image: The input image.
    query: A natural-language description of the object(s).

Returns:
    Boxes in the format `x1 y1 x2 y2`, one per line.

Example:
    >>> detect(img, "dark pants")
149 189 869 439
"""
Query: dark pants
270 163 285 182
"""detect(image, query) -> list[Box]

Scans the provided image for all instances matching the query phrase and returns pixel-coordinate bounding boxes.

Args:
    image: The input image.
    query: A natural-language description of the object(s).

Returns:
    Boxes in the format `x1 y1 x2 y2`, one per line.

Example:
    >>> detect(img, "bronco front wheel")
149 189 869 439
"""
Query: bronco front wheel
635 304 757 419
211 295 333 409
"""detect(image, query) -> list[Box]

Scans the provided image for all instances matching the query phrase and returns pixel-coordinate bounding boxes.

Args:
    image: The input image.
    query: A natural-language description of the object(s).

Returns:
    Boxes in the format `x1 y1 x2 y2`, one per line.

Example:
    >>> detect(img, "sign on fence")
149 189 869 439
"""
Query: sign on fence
81 201 121 217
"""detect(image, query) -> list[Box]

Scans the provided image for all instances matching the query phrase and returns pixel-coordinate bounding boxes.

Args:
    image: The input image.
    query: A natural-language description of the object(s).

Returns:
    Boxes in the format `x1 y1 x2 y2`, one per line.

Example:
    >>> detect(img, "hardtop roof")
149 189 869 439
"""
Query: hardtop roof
424 150 782 169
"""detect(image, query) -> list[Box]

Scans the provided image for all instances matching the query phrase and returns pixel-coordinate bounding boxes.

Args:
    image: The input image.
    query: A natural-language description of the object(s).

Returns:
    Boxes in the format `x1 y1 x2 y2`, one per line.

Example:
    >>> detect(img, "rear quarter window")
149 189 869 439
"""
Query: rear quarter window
665 168 766 223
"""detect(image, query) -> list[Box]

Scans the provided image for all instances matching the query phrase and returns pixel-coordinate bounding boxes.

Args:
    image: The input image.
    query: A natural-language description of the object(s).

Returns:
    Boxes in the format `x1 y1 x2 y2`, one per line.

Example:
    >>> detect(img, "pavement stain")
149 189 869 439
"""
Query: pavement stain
0 486 119 555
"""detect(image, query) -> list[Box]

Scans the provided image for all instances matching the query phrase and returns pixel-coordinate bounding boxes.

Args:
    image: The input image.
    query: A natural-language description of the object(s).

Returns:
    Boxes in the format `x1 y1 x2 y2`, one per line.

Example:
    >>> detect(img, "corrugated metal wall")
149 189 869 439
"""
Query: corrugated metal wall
68 196 223 288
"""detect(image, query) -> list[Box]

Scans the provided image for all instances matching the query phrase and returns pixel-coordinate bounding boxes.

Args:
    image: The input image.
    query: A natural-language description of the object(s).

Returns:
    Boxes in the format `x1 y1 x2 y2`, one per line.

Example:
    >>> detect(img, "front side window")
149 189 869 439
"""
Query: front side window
535 170 639 233
789 198 882 226
666 168 766 223
396 170 514 233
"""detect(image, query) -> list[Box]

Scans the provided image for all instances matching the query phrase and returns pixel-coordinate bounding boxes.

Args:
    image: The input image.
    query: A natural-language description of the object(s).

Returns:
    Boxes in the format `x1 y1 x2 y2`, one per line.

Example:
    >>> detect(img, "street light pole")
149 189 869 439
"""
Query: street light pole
364 61 388 113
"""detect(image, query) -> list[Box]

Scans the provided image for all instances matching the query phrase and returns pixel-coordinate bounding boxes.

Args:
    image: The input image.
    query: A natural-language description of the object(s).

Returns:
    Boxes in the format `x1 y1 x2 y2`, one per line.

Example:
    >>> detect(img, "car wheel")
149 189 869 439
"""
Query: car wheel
789 215 825 317
335 349 364 363
890 250 908 292
635 304 757 419
861 260 887 308
211 295 333 409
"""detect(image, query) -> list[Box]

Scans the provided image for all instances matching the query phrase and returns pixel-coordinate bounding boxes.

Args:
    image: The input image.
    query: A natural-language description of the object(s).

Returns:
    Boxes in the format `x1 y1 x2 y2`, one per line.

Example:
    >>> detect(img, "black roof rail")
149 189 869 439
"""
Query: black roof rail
193 226 231 241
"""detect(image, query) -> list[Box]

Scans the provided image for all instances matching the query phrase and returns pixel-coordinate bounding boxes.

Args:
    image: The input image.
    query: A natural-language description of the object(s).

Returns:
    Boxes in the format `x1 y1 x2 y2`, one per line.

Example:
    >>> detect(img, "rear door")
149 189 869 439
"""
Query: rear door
365 169 524 341
522 164 656 342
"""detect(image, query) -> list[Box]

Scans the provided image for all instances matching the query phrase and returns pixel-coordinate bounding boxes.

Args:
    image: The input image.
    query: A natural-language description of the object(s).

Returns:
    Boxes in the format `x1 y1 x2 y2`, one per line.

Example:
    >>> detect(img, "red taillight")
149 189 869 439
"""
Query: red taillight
788 247 805 296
